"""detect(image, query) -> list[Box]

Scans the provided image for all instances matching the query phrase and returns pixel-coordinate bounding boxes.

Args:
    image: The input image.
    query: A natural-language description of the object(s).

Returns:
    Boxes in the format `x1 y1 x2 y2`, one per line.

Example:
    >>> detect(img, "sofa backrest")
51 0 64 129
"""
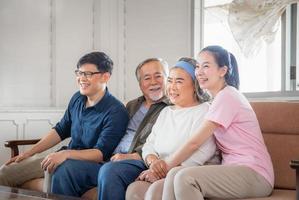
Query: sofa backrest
250 101 299 190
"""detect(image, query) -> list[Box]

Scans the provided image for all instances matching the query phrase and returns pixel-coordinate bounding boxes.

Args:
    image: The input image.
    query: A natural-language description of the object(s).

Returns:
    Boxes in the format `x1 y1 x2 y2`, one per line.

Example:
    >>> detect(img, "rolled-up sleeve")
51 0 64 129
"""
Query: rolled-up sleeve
53 93 80 140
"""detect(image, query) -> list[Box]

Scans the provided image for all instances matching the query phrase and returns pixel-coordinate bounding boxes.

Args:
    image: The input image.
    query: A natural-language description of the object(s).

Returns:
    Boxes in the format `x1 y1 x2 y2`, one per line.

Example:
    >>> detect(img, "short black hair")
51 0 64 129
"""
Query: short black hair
77 52 113 74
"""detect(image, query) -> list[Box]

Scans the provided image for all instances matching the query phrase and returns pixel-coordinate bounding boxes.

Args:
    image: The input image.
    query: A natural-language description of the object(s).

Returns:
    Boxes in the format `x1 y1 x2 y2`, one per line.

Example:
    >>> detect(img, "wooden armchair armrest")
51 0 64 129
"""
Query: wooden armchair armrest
290 159 299 200
5 139 41 158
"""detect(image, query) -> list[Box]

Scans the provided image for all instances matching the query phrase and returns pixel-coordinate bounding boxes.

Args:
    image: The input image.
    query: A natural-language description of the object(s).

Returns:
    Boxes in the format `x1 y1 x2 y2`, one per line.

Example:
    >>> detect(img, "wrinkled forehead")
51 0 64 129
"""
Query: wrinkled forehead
140 61 164 75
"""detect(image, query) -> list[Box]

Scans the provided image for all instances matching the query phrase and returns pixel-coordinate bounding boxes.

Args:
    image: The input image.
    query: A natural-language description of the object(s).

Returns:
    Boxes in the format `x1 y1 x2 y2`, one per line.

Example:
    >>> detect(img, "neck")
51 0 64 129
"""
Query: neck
210 82 227 97
143 98 153 109
174 99 199 109
143 96 163 109
86 89 105 107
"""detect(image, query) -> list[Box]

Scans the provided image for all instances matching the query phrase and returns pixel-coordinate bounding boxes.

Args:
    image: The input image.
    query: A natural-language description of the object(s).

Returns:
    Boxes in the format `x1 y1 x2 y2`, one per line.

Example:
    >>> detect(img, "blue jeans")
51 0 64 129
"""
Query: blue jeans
51 159 103 196
98 159 147 200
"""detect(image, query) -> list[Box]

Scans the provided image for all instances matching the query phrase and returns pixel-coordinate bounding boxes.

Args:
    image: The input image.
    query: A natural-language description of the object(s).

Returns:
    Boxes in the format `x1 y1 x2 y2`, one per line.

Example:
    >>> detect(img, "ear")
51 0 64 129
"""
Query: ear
220 66 228 77
101 72 111 82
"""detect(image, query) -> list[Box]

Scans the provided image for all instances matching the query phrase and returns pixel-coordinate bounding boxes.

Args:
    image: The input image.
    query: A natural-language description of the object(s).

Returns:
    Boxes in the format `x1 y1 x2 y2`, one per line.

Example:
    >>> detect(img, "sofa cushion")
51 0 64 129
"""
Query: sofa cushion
251 102 299 134
239 189 296 200
209 189 295 200
263 133 298 189
251 102 299 189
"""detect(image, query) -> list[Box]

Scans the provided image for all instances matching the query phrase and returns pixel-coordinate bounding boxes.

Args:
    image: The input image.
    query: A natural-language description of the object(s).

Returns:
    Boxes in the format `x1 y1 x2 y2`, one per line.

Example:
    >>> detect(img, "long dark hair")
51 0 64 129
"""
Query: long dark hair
200 45 240 89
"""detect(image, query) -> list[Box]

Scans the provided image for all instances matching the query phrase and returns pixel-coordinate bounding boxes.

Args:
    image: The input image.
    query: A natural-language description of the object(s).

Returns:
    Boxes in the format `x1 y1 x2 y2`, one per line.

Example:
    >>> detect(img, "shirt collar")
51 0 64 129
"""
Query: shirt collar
94 88 111 112
137 95 170 106
81 88 111 111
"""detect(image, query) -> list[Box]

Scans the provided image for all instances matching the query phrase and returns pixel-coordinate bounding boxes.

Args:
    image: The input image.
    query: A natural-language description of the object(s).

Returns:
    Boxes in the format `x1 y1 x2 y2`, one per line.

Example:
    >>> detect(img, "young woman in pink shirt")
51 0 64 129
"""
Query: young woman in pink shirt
161 45 274 200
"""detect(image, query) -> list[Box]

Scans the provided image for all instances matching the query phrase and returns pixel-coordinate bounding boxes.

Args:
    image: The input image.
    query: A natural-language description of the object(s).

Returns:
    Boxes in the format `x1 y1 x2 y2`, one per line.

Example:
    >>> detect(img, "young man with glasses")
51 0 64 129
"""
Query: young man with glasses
0 52 129 196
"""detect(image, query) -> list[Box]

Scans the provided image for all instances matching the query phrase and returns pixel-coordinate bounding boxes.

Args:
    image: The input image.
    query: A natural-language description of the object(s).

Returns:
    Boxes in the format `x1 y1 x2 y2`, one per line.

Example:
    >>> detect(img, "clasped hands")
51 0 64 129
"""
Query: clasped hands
137 159 169 183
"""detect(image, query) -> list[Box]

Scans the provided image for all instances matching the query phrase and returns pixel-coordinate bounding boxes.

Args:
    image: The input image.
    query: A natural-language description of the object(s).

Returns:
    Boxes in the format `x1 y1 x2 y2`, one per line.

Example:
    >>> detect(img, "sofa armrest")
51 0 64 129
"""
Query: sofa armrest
290 159 299 200
5 139 41 158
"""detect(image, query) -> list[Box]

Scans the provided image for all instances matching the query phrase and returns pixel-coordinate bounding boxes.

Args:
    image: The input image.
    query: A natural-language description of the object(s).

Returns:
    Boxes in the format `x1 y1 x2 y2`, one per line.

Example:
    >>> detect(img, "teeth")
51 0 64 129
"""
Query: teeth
170 93 179 97
198 78 208 82
149 87 161 91
80 83 89 89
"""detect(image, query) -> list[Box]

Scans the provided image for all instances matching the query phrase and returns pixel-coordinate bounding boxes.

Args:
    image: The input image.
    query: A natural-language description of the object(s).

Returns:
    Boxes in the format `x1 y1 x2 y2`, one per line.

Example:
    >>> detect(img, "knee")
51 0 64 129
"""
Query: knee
145 181 163 200
173 169 195 192
167 166 182 180
52 159 78 182
0 165 8 185
164 166 185 189
0 164 14 186
126 181 150 200
98 162 117 184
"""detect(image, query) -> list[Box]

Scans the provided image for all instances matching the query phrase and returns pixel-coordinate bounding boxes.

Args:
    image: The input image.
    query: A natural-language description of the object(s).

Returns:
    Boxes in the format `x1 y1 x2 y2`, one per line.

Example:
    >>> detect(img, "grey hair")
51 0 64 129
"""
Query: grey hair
135 58 169 82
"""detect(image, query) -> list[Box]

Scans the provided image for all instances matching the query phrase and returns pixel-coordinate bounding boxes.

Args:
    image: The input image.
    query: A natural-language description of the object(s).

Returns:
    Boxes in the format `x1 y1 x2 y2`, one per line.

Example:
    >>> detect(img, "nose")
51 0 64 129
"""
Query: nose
195 67 203 76
150 77 158 85
168 81 177 90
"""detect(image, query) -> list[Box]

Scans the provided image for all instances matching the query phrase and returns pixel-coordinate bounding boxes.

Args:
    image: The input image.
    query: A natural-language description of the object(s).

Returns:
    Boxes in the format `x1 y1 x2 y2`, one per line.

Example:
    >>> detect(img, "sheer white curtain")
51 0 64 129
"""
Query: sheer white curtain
206 0 299 57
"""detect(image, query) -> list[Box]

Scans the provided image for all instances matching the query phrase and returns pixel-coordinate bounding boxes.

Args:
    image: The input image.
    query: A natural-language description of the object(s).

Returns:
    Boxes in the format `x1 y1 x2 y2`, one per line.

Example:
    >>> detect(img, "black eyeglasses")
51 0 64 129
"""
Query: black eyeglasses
74 70 102 79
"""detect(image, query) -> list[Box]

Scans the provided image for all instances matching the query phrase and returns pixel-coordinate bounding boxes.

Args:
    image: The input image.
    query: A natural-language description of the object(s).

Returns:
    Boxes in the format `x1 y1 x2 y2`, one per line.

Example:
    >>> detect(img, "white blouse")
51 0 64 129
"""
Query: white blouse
142 102 217 166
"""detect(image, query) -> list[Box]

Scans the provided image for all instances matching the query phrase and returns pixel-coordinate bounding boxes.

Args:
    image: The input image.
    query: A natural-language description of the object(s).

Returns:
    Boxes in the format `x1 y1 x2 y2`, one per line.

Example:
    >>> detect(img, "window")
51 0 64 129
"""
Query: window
194 0 299 99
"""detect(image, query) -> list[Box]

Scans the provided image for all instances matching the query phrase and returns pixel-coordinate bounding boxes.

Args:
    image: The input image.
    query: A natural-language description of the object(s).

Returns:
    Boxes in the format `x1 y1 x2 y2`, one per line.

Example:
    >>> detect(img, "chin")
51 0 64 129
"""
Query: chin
79 89 89 95
199 84 208 90
149 93 163 101
169 99 176 104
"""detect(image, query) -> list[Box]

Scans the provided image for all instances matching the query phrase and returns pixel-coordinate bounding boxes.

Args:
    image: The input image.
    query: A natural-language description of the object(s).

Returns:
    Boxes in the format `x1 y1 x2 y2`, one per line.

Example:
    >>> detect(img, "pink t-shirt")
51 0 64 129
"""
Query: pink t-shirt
205 86 274 187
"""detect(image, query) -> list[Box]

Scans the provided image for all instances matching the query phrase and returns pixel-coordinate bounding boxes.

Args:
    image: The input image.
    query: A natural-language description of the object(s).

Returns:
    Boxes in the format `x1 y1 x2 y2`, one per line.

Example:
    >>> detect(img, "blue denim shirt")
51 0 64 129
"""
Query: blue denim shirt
53 89 129 161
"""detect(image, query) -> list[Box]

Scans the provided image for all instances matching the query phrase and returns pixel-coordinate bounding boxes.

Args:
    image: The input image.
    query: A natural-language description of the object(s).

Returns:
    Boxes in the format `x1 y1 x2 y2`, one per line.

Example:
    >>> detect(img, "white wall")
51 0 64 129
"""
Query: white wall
124 0 193 99
0 0 193 164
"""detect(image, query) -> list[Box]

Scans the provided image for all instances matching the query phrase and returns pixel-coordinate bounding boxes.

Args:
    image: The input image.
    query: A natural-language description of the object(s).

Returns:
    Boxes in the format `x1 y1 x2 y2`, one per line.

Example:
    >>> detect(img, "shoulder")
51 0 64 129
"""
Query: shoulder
125 96 144 116
68 91 84 107
197 102 210 112
186 102 210 115
70 91 82 100
126 97 142 109
156 105 172 117
106 94 127 112
213 86 244 106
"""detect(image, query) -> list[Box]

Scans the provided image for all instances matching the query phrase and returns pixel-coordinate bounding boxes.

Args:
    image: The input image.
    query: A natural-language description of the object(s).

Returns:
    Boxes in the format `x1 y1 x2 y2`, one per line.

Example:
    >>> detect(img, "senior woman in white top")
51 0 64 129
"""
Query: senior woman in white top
126 57 219 200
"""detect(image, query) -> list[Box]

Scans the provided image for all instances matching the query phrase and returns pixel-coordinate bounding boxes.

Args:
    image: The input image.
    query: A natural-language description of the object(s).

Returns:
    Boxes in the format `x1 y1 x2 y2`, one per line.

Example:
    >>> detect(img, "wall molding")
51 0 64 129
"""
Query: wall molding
0 110 64 164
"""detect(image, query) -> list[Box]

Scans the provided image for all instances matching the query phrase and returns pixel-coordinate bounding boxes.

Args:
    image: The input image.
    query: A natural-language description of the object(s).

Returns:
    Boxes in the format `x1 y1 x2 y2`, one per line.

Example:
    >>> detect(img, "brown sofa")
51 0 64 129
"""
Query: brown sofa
4 101 299 200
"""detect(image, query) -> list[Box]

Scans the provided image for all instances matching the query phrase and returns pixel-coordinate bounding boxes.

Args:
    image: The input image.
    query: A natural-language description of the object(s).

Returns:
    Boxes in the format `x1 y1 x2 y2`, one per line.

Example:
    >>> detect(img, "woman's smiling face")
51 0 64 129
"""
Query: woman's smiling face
196 51 228 96
167 67 197 108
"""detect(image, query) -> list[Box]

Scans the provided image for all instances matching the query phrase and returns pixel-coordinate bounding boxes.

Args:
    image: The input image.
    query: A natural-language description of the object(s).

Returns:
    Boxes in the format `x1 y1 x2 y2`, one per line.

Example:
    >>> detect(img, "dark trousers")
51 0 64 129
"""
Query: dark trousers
97 159 147 200
51 159 103 196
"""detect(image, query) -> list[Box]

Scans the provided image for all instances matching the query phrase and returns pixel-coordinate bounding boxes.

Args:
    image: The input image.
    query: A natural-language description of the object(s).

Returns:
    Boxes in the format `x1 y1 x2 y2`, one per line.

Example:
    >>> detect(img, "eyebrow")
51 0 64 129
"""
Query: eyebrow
143 72 162 77
199 61 210 65
167 77 185 81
